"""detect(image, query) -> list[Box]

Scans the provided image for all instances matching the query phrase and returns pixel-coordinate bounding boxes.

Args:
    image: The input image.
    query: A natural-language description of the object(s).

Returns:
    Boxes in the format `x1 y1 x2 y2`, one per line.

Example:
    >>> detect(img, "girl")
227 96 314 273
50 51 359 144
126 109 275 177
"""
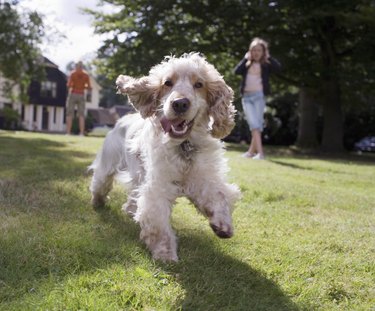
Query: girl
234 37 281 159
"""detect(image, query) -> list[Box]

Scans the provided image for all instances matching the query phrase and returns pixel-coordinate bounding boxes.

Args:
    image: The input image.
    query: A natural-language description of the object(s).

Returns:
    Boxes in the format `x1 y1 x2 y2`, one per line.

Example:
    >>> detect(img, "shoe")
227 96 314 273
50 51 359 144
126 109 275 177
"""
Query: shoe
242 152 255 158
252 153 265 160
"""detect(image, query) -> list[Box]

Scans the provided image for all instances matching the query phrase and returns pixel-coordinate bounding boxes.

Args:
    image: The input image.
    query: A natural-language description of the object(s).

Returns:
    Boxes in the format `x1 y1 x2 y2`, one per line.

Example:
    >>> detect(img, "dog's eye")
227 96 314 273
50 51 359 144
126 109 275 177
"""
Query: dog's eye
164 80 173 87
194 82 203 89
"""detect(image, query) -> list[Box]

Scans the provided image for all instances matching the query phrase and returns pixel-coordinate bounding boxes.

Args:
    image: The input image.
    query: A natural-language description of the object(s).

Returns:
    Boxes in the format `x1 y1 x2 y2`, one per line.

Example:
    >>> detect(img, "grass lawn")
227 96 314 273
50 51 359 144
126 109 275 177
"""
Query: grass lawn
0 130 374 311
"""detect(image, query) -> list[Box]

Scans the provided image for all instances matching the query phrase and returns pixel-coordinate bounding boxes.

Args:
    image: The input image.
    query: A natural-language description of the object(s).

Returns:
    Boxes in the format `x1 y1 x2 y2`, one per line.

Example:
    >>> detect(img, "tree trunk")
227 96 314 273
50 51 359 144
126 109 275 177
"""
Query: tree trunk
296 87 319 149
321 79 344 152
314 17 345 152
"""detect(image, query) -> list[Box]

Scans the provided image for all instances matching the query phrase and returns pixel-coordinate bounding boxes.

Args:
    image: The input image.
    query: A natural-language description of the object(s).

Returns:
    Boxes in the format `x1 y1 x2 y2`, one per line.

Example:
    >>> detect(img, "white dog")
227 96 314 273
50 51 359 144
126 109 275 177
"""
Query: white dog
89 53 240 262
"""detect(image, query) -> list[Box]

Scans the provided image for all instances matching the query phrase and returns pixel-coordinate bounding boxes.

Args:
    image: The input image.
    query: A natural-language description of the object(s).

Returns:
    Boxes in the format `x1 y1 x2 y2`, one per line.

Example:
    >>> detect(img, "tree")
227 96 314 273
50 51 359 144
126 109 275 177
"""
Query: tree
296 88 320 149
0 0 45 98
266 0 375 151
85 0 258 81
87 0 375 152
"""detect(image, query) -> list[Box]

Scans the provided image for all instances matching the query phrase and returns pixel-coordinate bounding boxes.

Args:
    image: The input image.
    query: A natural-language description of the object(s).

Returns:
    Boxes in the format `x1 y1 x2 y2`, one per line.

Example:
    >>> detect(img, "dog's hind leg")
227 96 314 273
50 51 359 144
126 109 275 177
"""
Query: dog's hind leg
89 132 124 208
120 167 144 217
122 190 138 217
90 169 115 208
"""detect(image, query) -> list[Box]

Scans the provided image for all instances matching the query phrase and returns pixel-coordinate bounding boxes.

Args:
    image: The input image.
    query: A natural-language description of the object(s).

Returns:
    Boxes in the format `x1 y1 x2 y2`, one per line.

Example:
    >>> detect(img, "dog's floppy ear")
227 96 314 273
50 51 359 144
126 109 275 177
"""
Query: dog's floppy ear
116 75 159 118
207 80 236 139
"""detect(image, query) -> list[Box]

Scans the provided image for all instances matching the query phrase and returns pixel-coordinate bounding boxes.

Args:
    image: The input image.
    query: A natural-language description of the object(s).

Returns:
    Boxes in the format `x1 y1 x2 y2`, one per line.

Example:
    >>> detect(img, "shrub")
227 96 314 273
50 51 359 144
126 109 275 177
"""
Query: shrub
0 106 20 130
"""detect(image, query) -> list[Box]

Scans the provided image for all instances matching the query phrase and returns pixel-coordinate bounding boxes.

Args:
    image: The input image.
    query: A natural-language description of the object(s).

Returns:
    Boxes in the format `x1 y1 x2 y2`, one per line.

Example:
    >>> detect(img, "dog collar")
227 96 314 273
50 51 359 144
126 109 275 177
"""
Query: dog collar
180 140 196 160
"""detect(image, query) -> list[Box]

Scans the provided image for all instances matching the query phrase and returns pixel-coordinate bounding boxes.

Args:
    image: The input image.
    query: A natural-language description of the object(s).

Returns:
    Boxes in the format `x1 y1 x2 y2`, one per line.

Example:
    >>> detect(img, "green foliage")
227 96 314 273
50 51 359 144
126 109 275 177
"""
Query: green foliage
0 106 20 129
0 131 374 310
85 0 258 82
264 0 375 103
0 1 45 96
85 1 375 151
86 1 374 93
96 73 127 108
68 115 95 134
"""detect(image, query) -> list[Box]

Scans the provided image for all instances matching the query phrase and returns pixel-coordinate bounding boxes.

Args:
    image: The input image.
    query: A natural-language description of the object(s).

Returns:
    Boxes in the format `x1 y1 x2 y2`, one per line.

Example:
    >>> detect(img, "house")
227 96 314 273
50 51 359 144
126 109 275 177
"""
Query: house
87 108 116 128
87 105 135 129
0 57 102 133
109 105 135 120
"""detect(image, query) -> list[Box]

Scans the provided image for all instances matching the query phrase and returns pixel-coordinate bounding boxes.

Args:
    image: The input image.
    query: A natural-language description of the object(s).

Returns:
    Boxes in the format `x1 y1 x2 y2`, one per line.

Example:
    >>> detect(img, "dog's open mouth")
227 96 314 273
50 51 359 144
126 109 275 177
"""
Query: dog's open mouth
160 116 194 138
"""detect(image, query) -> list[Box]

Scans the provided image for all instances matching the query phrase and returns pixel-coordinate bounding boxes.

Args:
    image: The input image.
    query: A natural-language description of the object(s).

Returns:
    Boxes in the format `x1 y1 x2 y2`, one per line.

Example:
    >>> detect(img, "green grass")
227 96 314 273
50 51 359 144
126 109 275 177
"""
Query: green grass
0 130 374 311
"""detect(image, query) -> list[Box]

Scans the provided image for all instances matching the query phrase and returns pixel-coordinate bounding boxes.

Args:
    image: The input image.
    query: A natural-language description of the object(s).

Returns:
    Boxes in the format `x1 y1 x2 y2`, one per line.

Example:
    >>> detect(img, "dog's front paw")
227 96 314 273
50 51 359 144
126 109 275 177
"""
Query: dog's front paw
152 249 178 263
209 213 233 239
210 223 233 238
91 193 107 209
141 229 178 263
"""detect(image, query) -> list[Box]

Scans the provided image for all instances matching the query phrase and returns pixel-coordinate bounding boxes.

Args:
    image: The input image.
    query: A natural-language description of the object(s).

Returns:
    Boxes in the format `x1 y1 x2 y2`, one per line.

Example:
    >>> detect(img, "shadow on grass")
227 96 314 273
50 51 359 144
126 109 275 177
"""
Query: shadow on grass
0 136 93 182
93 204 300 310
1 135 299 309
0 136 133 289
164 231 300 311
268 160 314 171
226 142 375 164
0 135 97 222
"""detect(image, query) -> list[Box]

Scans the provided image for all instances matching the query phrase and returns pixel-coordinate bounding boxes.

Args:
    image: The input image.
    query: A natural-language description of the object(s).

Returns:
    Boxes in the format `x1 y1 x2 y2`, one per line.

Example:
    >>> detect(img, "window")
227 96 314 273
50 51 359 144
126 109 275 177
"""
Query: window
40 81 57 98
33 105 37 122
21 104 25 120
86 90 92 103
53 107 56 123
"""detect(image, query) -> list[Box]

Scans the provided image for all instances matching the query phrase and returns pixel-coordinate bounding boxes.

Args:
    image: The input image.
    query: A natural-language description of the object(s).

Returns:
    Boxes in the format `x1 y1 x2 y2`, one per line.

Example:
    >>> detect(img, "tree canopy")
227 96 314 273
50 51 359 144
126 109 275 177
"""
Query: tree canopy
0 0 45 96
87 0 375 151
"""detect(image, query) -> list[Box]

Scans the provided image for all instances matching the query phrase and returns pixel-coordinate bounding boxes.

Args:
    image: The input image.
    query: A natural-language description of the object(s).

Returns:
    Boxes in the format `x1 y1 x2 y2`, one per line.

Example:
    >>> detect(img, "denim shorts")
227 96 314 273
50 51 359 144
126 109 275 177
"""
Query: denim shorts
241 91 266 131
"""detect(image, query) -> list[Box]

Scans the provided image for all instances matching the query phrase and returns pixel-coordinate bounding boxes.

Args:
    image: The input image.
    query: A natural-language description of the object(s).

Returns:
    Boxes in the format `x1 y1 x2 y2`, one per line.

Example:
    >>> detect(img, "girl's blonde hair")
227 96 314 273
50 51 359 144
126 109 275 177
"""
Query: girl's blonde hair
246 37 270 67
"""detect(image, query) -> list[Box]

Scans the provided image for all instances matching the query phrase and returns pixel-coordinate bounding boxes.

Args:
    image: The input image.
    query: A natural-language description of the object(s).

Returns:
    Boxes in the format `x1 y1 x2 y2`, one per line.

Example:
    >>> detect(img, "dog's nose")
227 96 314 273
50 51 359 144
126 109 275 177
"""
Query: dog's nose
172 98 190 114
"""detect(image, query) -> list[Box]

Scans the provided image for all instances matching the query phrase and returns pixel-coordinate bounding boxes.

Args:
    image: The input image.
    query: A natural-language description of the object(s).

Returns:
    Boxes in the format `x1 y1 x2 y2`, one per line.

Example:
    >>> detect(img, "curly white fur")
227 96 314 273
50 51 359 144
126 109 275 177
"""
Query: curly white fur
89 53 240 262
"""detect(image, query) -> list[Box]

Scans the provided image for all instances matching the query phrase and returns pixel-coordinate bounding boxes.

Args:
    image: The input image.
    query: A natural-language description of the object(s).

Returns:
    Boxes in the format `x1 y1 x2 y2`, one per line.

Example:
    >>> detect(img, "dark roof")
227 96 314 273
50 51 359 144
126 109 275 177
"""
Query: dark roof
43 57 60 70
27 59 67 107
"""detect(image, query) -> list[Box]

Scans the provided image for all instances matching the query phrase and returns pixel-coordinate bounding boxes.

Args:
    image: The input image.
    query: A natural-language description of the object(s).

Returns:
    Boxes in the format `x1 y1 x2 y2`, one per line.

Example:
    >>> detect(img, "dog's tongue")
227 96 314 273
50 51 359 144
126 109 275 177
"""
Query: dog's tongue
160 117 184 133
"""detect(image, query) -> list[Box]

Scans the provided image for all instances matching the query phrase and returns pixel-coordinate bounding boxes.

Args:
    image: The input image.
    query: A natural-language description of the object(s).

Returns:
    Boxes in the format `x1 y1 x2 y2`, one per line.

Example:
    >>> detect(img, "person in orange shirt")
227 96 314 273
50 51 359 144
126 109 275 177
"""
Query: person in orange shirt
66 61 91 135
